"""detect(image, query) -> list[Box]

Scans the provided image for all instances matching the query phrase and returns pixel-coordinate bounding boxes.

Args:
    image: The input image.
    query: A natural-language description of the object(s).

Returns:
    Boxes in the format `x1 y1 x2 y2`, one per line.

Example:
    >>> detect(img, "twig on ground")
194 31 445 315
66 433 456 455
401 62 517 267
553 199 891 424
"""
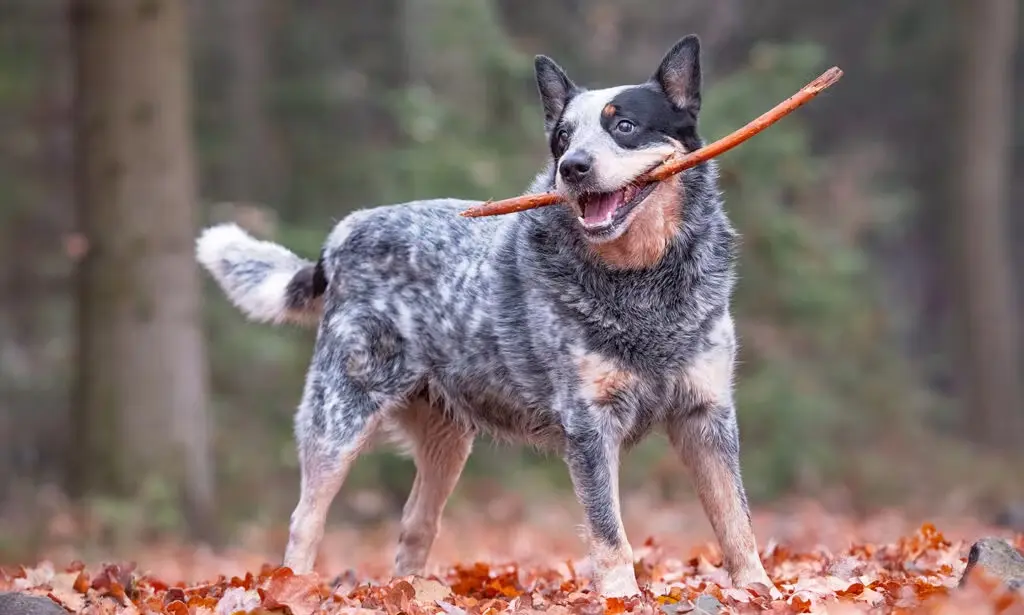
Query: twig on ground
459 66 843 218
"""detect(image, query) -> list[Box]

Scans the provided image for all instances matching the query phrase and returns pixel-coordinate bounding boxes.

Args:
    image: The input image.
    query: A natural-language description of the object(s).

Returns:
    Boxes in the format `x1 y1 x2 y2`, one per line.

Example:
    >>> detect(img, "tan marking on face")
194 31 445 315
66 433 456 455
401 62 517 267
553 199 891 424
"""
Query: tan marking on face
576 353 635 403
602 103 617 118
590 176 683 270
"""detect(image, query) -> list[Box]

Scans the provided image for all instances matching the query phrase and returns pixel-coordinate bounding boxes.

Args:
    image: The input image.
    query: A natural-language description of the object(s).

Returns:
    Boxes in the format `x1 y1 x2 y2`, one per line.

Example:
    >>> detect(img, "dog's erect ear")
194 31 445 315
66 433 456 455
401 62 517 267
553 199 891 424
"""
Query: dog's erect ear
534 55 577 133
653 35 701 114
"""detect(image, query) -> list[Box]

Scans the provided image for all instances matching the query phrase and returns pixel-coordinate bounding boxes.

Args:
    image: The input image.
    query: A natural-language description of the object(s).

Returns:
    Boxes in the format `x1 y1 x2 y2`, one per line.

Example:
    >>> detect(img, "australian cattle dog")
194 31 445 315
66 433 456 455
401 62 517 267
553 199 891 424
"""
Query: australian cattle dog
196 34 773 596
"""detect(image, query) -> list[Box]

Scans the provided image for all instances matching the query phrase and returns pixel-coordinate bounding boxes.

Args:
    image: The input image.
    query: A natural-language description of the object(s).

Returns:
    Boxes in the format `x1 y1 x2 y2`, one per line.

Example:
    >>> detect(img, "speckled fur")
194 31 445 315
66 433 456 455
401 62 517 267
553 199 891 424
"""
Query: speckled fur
196 34 772 596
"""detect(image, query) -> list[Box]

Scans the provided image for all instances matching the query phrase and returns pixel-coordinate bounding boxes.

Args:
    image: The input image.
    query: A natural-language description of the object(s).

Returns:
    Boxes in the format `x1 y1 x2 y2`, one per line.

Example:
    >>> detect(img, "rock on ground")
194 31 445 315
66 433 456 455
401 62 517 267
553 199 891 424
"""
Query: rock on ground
959 537 1024 591
0 592 66 615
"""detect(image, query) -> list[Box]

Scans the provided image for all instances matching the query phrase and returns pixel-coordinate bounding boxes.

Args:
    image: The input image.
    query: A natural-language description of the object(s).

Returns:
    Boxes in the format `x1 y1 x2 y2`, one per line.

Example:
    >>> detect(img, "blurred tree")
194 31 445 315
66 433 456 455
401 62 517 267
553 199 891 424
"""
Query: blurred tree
0 0 74 494
68 0 217 542
947 0 1022 450
220 0 282 205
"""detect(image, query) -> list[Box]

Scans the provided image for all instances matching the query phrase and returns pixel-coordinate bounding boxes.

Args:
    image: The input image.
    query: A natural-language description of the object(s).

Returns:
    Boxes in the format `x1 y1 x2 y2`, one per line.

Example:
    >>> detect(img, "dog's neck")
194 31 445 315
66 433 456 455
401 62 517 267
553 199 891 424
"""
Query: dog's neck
511 161 735 359
515 160 731 291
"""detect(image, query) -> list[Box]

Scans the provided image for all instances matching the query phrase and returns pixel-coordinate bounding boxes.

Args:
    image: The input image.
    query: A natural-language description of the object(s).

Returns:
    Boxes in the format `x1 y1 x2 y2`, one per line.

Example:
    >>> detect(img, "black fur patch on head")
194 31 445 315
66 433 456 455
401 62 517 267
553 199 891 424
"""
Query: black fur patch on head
600 86 701 153
550 121 574 159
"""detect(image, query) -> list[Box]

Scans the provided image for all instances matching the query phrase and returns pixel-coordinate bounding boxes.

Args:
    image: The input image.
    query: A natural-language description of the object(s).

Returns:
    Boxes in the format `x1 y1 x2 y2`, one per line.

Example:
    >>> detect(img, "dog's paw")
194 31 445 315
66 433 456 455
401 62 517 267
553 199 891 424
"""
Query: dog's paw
732 570 776 592
597 564 641 598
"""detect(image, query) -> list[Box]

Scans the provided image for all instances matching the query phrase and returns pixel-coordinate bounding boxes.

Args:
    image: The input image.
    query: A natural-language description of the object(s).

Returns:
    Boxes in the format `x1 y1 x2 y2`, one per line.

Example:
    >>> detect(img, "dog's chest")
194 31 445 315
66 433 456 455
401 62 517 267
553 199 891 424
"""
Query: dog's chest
571 310 736 414
547 276 724 374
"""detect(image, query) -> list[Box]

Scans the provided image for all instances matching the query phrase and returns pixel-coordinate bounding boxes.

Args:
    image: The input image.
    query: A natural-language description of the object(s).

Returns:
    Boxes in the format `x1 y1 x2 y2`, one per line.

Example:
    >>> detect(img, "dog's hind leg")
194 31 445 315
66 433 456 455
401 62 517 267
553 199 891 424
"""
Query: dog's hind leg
283 384 383 574
284 309 415 574
391 398 474 576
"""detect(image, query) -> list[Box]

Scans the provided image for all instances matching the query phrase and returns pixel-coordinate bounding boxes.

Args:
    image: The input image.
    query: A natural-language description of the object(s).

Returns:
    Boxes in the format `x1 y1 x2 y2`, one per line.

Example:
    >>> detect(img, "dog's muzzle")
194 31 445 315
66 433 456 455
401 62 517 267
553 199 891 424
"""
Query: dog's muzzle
576 183 657 236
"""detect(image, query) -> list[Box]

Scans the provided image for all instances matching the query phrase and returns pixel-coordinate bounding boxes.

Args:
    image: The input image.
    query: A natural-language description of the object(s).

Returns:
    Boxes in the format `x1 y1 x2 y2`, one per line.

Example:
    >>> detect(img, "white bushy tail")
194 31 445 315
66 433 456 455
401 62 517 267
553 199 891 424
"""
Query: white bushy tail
195 223 324 326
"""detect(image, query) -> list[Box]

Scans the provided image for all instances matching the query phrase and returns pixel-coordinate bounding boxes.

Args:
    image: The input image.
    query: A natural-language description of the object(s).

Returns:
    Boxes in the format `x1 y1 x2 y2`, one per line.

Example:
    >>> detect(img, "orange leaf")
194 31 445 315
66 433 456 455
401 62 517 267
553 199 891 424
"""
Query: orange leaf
48 572 87 612
260 567 325 615
790 595 812 613
73 571 90 594
605 596 627 614
165 600 189 615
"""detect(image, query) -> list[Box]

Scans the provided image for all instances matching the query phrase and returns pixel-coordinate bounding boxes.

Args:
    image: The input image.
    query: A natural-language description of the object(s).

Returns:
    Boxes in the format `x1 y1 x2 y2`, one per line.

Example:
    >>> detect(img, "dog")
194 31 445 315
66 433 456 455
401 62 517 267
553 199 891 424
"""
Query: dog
195 34 773 597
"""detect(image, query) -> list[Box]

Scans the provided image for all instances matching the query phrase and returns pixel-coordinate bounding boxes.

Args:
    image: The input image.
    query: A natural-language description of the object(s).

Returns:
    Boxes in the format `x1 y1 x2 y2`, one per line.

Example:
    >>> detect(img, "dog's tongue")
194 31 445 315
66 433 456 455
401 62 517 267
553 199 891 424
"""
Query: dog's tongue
581 190 624 224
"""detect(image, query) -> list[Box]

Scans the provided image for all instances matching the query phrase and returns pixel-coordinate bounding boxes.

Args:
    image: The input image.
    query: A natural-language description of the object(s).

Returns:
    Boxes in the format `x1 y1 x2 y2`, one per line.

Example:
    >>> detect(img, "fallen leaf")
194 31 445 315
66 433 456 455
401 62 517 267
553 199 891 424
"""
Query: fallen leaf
217 586 262 614
693 593 723 614
382 579 414 615
165 600 189 615
15 561 55 590
260 567 325 615
436 600 469 614
411 576 451 604
48 571 86 612
605 596 628 613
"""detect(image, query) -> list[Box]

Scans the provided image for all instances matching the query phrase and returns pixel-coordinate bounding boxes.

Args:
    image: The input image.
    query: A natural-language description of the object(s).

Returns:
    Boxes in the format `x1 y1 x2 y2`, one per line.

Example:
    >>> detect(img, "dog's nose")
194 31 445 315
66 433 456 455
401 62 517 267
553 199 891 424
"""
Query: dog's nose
559 152 593 184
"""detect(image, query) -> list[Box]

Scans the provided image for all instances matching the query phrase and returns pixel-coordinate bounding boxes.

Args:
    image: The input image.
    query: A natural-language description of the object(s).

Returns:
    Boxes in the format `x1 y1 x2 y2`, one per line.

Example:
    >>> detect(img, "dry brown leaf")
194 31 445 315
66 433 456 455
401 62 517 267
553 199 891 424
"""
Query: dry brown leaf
436 600 468 614
411 576 452 604
8 521 1024 614
47 571 87 612
15 561 56 590
259 567 326 615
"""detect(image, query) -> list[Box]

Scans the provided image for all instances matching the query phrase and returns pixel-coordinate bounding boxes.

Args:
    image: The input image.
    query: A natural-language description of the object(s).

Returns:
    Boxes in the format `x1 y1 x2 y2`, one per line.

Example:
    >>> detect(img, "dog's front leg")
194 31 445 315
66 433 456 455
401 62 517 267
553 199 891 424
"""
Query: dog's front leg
564 420 640 597
671 313 773 589
669 406 772 588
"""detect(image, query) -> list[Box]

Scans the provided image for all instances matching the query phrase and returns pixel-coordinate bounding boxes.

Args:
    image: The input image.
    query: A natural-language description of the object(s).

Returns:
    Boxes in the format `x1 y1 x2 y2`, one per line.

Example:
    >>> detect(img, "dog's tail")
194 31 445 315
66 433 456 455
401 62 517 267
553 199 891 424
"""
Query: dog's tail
195 223 326 327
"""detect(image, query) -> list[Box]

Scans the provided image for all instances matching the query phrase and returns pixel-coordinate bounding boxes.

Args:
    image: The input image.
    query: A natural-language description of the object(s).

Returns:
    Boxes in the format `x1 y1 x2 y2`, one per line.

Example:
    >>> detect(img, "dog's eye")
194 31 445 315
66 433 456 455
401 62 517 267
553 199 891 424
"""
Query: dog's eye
615 120 636 134
554 129 569 153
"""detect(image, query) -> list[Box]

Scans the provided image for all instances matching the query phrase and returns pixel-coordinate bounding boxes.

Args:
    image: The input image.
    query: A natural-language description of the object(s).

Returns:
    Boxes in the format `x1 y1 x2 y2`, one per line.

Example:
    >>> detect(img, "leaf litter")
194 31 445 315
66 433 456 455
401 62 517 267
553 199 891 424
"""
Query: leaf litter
4 523 1023 614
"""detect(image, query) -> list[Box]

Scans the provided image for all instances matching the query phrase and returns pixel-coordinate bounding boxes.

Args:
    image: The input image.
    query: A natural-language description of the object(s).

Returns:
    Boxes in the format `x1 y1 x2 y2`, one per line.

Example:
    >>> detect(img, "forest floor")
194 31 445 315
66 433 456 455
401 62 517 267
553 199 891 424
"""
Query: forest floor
3 494 1023 614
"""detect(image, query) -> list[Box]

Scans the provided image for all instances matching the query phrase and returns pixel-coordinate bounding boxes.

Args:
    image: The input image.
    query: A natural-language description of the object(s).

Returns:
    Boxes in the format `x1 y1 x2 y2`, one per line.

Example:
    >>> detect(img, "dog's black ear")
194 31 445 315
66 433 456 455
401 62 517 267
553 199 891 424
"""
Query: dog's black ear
653 35 701 114
534 55 577 133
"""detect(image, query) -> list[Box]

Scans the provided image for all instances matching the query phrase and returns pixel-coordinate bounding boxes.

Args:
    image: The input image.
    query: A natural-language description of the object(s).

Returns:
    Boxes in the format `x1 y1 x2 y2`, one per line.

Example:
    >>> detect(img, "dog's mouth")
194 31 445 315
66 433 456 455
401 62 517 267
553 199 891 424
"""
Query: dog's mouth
575 182 657 237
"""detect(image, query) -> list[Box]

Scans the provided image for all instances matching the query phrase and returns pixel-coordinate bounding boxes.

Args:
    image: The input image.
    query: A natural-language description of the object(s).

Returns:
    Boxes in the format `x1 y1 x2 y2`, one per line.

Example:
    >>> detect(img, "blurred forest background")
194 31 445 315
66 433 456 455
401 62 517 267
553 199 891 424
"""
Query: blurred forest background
0 0 1021 560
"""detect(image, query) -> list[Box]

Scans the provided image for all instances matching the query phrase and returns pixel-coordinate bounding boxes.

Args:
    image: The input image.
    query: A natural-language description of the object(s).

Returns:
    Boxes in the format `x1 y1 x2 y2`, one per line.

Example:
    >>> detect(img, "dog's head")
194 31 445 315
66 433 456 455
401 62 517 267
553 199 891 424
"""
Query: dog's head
534 35 702 244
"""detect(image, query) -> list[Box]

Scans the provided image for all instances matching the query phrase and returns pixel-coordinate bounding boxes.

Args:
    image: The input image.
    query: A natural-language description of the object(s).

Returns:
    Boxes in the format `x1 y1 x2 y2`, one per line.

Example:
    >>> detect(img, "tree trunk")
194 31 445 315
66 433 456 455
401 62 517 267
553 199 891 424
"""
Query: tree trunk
948 0 1021 450
68 0 216 542
221 0 280 204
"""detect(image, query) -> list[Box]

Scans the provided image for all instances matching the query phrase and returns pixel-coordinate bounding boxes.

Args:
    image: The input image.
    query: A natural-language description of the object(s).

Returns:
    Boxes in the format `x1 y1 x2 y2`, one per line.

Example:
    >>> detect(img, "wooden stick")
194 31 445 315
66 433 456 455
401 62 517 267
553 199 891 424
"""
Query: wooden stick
460 66 843 218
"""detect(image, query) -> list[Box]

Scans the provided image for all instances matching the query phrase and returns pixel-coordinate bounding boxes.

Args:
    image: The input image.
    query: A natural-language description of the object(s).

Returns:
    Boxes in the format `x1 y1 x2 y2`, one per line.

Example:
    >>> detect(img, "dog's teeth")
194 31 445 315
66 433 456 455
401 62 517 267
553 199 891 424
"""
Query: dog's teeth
578 216 586 225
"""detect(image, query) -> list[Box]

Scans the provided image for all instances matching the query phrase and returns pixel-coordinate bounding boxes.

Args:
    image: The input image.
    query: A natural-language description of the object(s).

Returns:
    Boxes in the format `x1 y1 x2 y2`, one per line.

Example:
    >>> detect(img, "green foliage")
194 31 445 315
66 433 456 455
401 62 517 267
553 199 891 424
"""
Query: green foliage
694 42 932 500
85 475 185 547
372 0 538 205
